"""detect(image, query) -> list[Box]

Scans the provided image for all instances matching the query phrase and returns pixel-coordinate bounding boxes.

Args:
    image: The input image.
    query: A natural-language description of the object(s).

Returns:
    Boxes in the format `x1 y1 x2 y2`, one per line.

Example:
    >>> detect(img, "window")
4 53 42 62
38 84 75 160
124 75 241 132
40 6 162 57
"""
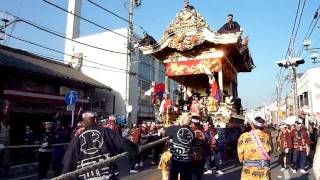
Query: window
158 63 165 83
303 92 309 106
139 62 152 81
138 79 153 114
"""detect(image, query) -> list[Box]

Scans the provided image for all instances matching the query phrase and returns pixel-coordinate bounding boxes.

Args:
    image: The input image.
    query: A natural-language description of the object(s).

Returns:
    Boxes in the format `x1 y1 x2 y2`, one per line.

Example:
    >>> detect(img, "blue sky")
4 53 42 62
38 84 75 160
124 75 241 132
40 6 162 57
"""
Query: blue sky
1 0 319 108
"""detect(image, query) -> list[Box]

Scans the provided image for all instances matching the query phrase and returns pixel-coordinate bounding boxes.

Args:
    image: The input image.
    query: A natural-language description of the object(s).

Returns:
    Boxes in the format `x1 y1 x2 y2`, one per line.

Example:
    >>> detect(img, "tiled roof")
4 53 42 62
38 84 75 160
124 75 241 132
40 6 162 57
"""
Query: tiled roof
0 45 111 90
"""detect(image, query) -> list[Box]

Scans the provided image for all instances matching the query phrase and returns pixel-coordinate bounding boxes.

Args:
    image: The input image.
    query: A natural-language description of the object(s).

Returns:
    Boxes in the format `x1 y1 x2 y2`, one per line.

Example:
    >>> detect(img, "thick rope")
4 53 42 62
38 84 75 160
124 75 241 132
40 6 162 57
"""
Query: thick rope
51 137 169 180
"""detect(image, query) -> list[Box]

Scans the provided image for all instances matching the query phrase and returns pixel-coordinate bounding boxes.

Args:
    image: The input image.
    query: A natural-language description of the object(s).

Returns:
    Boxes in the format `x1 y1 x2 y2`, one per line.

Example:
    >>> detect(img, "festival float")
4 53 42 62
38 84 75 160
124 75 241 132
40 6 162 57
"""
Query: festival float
139 2 254 128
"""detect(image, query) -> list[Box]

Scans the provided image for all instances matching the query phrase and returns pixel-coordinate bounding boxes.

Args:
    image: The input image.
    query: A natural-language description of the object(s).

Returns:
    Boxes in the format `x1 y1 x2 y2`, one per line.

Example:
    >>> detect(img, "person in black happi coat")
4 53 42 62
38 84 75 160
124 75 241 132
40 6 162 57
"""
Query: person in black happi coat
165 115 195 180
62 111 138 180
218 14 241 34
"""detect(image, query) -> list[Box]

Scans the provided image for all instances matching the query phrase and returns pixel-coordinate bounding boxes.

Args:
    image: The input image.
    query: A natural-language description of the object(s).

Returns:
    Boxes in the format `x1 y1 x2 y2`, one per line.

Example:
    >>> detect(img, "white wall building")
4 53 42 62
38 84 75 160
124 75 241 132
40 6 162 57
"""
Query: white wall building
65 28 177 124
63 1 177 124
297 67 320 123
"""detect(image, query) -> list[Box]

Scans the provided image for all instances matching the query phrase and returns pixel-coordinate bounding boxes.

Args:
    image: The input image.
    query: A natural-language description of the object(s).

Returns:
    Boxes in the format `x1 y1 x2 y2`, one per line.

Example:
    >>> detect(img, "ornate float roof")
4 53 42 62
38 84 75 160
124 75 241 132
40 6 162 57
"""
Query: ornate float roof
138 5 242 55
138 4 254 73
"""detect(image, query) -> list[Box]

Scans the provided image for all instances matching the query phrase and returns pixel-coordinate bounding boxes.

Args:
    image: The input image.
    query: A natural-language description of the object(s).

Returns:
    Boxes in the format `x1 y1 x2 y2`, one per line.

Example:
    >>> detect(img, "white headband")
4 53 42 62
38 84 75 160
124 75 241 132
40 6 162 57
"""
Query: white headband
191 119 200 123
82 112 95 118
253 121 265 127
280 124 286 128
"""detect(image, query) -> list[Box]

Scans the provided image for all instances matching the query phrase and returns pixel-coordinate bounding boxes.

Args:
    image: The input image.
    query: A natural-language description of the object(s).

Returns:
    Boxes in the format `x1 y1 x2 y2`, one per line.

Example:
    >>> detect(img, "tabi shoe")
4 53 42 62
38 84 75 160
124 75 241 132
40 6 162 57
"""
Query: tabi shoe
130 170 139 174
290 168 297 174
300 169 307 174
134 163 139 169
216 170 224 175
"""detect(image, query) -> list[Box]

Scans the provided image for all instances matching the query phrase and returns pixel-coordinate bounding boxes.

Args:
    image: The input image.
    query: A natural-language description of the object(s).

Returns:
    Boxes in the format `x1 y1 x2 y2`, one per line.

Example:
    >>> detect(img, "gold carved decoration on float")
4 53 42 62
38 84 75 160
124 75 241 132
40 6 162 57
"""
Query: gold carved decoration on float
160 5 209 51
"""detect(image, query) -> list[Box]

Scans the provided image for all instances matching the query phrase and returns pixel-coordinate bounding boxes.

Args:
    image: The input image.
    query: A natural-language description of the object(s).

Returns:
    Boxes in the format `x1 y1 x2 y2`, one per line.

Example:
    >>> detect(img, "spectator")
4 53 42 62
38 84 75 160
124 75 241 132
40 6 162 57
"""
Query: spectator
38 121 55 179
53 121 68 176
0 99 10 169
23 125 35 163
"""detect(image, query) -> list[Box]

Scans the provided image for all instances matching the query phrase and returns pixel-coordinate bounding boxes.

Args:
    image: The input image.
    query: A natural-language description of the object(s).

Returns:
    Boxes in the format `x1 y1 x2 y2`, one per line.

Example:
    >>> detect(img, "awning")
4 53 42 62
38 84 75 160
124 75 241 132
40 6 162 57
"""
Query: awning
3 89 89 104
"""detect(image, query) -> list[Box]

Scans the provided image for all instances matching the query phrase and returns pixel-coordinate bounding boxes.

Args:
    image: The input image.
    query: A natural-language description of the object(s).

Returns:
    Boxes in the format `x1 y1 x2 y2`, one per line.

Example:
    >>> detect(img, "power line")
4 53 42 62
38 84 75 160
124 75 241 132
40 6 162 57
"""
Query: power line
41 0 127 39
3 22 16 45
10 33 125 71
304 5 319 39
292 0 307 56
6 33 131 73
285 0 302 58
0 14 127 55
85 0 145 32
13 18 126 55
306 6 320 39
297 5 320 56
33 52 130 74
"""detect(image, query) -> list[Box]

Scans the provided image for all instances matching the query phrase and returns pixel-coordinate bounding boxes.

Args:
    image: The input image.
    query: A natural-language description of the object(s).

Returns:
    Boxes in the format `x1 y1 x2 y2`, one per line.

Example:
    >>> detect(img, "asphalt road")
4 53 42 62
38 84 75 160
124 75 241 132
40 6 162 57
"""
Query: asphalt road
1 154 316 180
123 154 316 180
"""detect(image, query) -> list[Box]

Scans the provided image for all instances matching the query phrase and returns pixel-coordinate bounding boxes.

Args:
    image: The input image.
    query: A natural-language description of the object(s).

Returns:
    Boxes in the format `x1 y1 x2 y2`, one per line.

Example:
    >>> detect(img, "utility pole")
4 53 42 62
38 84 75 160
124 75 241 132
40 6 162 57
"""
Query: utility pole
288 36 299 122
276 58 304 122
125 0 140 125
276 82 280 125
291 66 298 118
125 0 133 125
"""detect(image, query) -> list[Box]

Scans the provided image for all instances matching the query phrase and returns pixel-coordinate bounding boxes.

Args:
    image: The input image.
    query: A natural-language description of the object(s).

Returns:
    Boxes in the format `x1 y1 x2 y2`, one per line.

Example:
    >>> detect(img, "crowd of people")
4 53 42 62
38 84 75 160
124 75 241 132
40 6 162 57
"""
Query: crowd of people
1 105 320 180
276 121 317 174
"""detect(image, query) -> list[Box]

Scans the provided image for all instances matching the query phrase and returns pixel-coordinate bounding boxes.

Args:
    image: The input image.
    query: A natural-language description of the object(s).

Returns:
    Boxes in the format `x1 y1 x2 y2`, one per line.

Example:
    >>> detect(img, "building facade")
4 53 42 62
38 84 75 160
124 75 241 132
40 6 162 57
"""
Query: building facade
64 28 177 124
297 68 320 123
0 45 113 146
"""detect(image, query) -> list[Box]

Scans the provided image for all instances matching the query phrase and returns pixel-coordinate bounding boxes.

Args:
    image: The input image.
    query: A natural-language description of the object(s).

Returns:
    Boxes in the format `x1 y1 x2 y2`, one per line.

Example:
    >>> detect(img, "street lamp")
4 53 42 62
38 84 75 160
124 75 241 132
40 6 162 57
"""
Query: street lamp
276 57 305 68
275 57 304 120
303 39 320 64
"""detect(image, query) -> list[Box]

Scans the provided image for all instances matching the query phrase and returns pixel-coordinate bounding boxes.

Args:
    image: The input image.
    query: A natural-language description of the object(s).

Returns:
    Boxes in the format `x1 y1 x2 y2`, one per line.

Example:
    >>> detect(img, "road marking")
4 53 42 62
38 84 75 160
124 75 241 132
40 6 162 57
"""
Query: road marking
9 174 37 180
284 169 290 180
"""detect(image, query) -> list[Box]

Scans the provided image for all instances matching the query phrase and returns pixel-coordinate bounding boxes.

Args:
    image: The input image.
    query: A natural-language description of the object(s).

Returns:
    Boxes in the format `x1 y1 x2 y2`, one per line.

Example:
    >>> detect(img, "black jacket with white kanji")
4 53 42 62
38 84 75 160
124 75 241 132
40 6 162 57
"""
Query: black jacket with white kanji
62 124 138 180
165 125 195 162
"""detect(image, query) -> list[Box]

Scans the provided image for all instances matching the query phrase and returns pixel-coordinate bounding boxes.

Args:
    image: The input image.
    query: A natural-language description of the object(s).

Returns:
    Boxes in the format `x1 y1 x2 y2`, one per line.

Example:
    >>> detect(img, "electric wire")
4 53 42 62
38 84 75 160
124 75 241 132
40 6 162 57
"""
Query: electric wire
13 18 127 55
85 0 145 32
41 0 127 39
297 5 320 56
285 0 302 58
304 5 319 39
277 0 303 105
292 0 307 56
3 22 16 45
306 6 320 39
28 50 131 74
6 33 132 73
